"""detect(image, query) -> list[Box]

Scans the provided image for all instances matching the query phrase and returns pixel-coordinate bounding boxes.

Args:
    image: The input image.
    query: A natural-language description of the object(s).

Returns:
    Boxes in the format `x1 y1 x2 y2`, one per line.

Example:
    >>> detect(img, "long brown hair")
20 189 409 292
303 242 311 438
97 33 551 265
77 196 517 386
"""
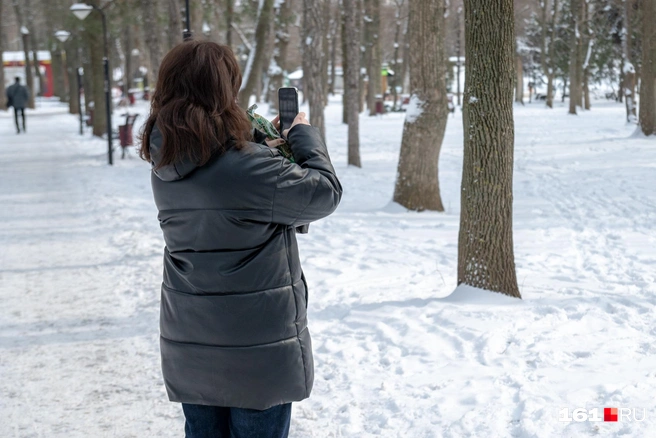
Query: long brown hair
139 40 252 169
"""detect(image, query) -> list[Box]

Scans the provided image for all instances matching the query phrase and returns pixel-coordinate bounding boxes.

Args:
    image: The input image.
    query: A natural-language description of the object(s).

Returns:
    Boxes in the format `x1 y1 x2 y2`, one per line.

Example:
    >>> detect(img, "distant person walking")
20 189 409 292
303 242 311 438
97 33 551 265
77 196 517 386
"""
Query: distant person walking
5 77 29 134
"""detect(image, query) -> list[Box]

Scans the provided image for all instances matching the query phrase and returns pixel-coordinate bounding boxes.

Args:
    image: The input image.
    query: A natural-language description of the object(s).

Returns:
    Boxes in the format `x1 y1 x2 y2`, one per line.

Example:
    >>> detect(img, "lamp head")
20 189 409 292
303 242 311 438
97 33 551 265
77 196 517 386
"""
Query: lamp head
70 3 93 21
55 30 71 43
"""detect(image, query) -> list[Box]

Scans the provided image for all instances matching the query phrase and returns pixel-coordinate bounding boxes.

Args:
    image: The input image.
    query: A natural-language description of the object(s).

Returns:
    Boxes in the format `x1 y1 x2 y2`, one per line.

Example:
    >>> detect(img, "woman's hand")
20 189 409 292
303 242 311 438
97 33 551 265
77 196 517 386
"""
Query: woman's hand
283 112 310 138
265 115 286 148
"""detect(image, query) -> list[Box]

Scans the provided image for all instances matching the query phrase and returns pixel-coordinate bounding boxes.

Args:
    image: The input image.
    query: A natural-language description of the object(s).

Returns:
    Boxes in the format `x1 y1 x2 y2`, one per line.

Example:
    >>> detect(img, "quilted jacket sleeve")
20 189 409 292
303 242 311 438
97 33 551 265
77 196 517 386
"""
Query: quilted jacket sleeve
271 124 342 226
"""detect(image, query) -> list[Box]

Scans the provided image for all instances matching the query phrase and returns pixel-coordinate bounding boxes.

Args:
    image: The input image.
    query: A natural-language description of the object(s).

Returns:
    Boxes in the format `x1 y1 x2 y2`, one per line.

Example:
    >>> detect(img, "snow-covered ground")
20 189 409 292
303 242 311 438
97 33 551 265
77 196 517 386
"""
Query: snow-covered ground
0 97 654 437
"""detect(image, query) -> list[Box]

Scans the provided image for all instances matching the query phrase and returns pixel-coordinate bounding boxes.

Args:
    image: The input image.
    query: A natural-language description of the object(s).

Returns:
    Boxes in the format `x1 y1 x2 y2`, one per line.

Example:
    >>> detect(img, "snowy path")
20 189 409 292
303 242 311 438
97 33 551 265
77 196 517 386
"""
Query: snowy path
1 100 655 437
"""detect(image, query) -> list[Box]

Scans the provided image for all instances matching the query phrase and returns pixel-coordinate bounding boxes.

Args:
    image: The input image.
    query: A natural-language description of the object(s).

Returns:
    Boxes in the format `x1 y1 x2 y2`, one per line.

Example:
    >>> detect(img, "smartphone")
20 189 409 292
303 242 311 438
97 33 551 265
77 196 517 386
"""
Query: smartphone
278 87 299 137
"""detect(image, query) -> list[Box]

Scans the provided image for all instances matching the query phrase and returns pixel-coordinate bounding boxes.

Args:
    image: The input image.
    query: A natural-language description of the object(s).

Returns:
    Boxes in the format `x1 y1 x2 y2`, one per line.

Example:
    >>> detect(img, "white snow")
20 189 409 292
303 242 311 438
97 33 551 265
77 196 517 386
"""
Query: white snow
1 96 655 437
404 94 424 123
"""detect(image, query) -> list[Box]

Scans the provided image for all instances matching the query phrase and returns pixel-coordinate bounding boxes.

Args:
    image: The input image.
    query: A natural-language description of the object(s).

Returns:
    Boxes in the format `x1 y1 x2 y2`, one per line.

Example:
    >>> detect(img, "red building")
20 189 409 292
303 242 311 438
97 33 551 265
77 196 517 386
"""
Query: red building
2 51 54 97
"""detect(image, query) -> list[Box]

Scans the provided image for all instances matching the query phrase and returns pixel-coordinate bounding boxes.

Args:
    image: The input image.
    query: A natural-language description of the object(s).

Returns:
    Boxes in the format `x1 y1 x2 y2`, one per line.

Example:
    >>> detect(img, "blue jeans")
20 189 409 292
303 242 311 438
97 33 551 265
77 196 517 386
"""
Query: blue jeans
182 403 292 438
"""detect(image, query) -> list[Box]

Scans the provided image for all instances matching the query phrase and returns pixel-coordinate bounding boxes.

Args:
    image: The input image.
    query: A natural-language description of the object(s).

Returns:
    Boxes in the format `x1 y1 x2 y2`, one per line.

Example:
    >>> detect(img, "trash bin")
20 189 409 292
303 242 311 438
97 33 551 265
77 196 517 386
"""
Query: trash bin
375 100 385 115
119 124 134 147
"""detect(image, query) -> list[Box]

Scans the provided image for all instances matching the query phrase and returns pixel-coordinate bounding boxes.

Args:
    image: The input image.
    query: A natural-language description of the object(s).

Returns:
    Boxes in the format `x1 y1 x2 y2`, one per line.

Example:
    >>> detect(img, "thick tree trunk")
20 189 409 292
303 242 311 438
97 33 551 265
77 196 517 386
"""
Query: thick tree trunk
302 0 327 139
393 0 447 212
238 0 275 109
344 0 362 166
639 0 656 135
364 0 381 115
458 0 521 298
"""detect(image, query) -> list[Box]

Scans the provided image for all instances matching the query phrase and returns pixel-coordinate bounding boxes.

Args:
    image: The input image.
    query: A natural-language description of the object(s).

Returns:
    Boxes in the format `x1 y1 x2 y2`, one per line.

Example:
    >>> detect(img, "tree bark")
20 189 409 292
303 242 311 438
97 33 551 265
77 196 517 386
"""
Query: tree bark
458 0 521 298
344 0 362 166
364 0 381 115
623 0 637 122
51 49 66 101
391 0 406 111
639 0 656 135
393 0 447 212
302 0 327 139
568 0 582 114
225 0 235 48
341 3 348 123
142 0 163 84
65 43 80 115
13 0 36 109
515 53 523 104
269 0 293 113
83 0 108 137
238 0 275 109
168 0 183 49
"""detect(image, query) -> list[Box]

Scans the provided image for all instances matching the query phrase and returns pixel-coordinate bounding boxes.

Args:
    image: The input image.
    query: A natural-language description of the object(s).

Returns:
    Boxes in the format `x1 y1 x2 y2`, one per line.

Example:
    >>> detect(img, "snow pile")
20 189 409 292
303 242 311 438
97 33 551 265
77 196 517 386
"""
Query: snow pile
0 97 655 437
404 94 424 123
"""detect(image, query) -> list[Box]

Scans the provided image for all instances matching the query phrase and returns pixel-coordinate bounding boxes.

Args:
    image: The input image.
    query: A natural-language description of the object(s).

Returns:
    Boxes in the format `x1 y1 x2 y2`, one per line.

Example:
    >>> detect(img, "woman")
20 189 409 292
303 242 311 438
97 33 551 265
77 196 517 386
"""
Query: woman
140 40 342 437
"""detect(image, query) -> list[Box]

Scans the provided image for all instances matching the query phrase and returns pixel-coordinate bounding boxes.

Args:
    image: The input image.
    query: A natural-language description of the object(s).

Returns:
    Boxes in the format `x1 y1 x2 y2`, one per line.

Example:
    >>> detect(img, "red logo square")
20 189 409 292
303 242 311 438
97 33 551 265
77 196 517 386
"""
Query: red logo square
604 407 618 422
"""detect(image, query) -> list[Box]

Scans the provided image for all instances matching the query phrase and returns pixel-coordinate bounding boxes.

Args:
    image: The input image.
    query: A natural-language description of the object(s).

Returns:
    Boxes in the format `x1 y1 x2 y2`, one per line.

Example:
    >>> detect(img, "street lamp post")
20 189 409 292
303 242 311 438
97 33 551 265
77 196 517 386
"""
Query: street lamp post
71 3 113 166
183 0 192 40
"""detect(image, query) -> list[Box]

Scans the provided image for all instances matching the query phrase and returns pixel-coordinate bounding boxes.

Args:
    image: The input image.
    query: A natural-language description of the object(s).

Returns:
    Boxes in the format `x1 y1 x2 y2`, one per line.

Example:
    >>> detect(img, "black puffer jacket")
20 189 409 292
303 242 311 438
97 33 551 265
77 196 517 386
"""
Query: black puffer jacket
150 124 342 410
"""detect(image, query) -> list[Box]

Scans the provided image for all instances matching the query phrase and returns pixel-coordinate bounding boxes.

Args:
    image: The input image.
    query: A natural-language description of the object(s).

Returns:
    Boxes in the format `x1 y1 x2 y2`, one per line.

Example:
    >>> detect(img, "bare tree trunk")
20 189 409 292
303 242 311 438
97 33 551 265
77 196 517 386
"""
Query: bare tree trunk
13 0 36 109
238 0 275 109
393 0 447 211
321 0 331 106
364 0 381 115
302 0 327 139
458 0 521 298
639 0 656 135
84 0 108 137
191 0 204 37
51 49 66 101
341 3 348 123
66 43 80 115
168 0 183 49
328 2 339 95
540 0 558 108
344 0 362 166
623 0 637 122
225 0 235 48
269 0 293 113
515 53 524 104
142 0 163 84
581 1 592 110
568 0 581 114
391 0 406 111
